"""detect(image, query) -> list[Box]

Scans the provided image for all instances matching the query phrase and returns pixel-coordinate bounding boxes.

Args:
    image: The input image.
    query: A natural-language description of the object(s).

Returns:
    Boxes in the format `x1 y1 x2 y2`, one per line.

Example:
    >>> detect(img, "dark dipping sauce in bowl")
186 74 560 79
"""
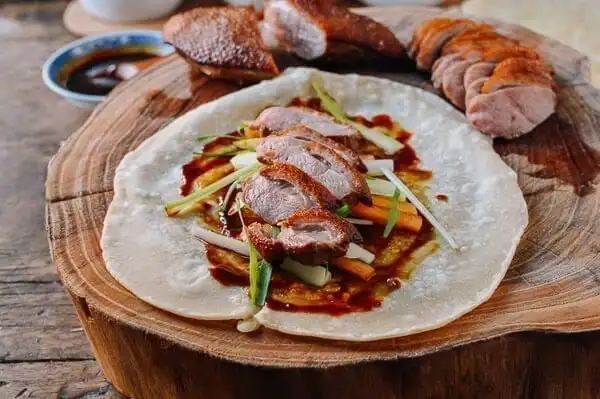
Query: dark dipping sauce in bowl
60 48 163 96
179 97 440 316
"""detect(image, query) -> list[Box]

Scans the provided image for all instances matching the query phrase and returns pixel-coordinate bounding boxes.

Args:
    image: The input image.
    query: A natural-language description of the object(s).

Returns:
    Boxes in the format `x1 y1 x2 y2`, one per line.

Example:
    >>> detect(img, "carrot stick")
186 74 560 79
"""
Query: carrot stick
332 258 375 281
351 203 423 233
371 196 418 215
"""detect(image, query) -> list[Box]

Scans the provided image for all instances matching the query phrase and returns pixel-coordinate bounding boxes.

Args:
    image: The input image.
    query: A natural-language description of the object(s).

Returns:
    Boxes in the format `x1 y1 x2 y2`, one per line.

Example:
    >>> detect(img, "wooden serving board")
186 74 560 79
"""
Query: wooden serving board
46 5 600 398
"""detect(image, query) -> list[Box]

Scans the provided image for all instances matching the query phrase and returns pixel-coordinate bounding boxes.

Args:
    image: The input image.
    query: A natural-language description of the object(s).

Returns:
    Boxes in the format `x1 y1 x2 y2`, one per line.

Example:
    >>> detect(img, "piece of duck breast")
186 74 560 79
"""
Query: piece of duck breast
414 19 478 71
250 106 362 151
278 209 362 265
256 129 371 204
463 62 496 90
163 7 279 82
278 124 366 172
246 222 285 263
263 0 405 62
432 54 463 90
441 59 475 110
466 85 557 139
463 45 543 64
480 58 554 93
465 76 488 106
242 163 337 224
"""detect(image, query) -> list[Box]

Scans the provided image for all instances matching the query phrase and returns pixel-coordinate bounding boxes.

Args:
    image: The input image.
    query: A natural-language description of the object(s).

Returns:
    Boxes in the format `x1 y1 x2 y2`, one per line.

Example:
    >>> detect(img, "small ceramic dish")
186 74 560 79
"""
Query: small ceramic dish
80 0 183 22
42 30 174 108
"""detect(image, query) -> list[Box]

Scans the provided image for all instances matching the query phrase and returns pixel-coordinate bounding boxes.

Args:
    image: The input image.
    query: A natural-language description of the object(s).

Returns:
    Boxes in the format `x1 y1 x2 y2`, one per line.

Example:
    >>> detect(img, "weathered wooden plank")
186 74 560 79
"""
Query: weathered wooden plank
0 361 122 399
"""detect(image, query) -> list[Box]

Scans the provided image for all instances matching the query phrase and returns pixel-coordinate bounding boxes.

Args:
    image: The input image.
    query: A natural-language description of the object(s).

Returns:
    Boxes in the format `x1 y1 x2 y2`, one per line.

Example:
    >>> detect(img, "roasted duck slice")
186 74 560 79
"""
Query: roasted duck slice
467 85 557 138
263 0 405 62
441 59 475 110
463 62 496 90
246 222 284 263
242 163 337 224
278 209 361 265
462 45 543 63
480 57 554 93
163 7 279 82
432 54 463 89
278 124 366 172
413 19 479 71
251 106 362 151
256 130 371 204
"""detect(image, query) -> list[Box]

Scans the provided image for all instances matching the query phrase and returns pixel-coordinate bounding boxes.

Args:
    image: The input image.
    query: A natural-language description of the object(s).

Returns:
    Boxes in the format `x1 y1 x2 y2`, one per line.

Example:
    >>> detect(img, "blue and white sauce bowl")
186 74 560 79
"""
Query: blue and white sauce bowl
42 30 174 108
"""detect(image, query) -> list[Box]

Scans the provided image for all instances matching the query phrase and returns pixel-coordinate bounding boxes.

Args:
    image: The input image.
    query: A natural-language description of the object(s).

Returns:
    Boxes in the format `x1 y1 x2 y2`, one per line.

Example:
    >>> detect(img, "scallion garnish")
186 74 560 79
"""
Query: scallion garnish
383 189 401 238
248 240 272 307
380 168 459 250
335 204 351 217
312 83 403 155
197 134 240 143
164 162 261 217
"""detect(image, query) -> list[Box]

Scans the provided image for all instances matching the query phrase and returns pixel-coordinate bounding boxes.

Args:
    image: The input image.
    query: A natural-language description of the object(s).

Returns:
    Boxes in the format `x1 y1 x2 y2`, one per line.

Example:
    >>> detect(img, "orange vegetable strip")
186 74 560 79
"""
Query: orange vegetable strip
351 203 422 233
371 196 418 215
332 258 376 281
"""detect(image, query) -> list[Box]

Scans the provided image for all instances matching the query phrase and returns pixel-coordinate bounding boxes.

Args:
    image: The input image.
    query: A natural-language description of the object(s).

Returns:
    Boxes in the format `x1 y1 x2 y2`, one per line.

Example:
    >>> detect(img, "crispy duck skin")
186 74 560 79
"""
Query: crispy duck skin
246 222 285 263
408 17 556 138
278 208 362 265
263 0 405 61
256 128 372 205
242 163 338 224
163 7 279 81
250 106 363 151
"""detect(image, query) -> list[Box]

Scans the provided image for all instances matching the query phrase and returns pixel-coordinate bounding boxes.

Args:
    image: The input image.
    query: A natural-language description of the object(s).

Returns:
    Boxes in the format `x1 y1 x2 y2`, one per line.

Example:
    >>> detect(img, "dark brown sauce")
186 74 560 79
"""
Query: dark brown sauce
493 117 600 196
436 194 449 202
182 97 438 315
61 49 161 96
180 137 238 196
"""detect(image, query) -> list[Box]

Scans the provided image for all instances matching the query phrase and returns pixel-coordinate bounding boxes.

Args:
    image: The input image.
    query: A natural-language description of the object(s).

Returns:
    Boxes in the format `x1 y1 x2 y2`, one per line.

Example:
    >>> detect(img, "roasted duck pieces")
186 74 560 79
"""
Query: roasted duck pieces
263 0 406 63
408 17 557 138
242 163 338 224
163 7 280 82
250 105 363 152
256 126 371 205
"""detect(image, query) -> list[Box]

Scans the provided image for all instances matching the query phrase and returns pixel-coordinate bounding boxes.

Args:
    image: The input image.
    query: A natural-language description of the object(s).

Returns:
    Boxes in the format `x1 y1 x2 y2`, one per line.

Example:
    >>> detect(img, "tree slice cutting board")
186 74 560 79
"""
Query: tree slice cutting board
45 5 600 398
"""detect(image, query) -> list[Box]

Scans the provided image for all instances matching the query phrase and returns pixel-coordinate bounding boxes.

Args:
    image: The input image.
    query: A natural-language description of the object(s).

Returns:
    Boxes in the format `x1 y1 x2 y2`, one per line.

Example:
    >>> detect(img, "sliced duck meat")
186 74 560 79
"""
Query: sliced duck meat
466 85 557 139
441 28 511 56
432 54 463 90
481 72 555 94
492 57 553 76
278 209 362 265
465 77 488 106
263 0 405 61
442 59 475 110
246 222 284 263
463 62 496 90
414 19 478 71
481 58 554 93
242 163 337 224
163 7 279 82
408 17 462 59
250 106 362 151
278 125 366 172
463 45 543 64
256 132 372 205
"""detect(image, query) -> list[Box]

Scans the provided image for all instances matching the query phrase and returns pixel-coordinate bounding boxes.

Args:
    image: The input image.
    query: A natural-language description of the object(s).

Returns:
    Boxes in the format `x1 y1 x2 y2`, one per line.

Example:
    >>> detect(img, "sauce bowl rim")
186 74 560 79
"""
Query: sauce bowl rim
42 30 167 103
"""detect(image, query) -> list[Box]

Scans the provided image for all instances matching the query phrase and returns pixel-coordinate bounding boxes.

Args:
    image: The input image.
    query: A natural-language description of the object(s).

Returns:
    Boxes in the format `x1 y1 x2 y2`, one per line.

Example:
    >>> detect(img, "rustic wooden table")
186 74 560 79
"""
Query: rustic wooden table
4 1 600 398
0 1 121 397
